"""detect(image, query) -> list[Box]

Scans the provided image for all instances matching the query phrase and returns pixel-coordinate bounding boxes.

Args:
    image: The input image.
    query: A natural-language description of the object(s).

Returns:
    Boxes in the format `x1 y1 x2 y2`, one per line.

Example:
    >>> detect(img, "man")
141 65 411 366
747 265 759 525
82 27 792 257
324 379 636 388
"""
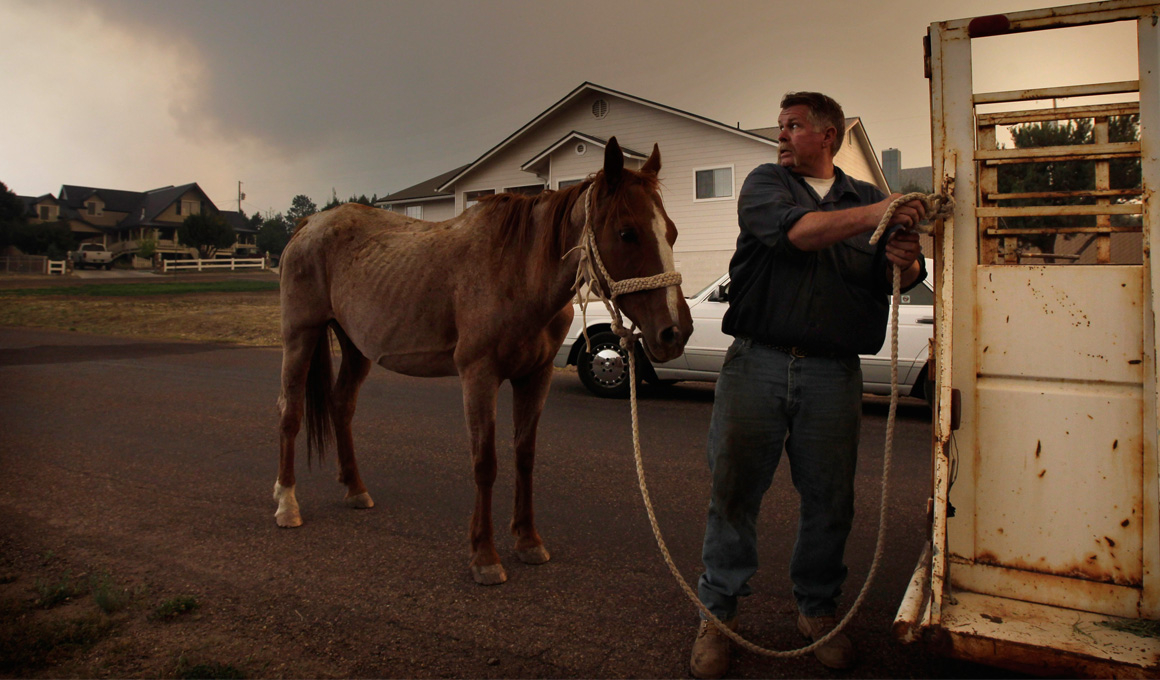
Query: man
689 92 926 678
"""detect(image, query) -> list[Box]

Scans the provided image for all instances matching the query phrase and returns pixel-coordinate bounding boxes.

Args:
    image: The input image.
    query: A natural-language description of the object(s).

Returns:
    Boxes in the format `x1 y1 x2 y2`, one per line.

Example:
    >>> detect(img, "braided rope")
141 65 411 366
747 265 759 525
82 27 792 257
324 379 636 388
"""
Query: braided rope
620 191 950 657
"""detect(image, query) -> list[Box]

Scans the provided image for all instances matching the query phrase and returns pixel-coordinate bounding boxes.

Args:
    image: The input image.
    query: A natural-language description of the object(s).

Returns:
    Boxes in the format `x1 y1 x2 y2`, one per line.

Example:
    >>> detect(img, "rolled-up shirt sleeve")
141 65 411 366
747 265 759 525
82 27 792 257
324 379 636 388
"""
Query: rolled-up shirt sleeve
737 164 810 254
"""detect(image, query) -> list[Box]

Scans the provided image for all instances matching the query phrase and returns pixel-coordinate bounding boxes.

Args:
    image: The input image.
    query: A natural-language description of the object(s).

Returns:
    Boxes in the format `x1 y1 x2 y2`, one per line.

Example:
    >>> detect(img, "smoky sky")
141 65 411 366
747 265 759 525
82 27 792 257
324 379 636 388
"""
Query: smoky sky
2 0 1138 215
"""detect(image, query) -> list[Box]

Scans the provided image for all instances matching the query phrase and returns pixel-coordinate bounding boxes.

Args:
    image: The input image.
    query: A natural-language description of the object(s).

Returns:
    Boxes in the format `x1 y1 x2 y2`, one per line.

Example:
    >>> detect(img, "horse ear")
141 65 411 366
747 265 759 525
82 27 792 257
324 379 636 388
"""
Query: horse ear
604 137 624 187
641 143 661 176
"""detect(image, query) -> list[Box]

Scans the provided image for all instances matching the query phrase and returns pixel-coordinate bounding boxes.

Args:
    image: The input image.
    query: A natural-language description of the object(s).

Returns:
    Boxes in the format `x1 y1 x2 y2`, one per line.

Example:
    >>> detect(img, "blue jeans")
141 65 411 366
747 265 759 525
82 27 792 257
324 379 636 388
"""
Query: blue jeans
697 337 862 620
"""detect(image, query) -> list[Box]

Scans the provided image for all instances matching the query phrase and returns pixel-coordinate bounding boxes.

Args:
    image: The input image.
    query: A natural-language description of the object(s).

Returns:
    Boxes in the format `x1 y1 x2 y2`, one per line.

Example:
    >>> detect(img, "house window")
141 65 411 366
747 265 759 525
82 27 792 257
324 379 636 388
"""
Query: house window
695 166 734 201
39 206 50 220
86 202 96 215
464 189 495 210
557 178 583 190
504 184 545 197
405 205 422 219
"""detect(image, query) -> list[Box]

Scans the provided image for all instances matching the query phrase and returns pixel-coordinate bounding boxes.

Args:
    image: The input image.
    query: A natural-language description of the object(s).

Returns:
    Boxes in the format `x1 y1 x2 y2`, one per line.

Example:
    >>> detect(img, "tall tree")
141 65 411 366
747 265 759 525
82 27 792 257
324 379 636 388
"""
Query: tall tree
178 212 236 259
286 194 318 228
0 181 27 249
997 115 1140 258
257 213 293 257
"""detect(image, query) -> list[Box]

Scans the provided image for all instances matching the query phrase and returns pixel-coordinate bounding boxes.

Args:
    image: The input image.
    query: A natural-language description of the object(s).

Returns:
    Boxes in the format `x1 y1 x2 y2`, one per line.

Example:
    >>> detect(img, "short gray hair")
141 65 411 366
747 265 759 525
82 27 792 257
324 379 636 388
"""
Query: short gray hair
780 91 845 154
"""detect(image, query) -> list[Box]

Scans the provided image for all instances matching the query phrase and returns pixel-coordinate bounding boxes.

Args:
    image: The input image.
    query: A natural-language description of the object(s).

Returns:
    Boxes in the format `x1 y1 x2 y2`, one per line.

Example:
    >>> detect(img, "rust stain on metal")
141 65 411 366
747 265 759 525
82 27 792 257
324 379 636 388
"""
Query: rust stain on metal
1038 469 1047 478
1105 536 1117 548
1122 519 1131 527
974 551 1142 588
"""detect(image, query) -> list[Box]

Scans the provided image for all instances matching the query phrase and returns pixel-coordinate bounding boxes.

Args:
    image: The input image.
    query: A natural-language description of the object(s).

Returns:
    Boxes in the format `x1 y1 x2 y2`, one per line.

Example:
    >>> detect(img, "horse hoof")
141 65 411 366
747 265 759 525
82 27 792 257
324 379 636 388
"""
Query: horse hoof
471 564 508 586
345 492 374 509
516 545 551 565
275 510 302 528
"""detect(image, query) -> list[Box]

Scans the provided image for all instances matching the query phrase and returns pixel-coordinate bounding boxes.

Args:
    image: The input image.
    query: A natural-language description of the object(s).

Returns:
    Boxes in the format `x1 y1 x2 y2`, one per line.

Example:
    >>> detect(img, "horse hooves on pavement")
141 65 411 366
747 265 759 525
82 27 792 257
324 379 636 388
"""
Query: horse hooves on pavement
471 563 508 586
516 545 551 565
275 510 303 528
345 492 374 509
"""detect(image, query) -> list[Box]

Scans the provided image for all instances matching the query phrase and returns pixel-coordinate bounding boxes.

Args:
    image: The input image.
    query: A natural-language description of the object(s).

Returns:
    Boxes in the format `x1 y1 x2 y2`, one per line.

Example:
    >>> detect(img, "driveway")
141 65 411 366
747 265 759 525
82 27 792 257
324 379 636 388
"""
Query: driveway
0 327 1011 678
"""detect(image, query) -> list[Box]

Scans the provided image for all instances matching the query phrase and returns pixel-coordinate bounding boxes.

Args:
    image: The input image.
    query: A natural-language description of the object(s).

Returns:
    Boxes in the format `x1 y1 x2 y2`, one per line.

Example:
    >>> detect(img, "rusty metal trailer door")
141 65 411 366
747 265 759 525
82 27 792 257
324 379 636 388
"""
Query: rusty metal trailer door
897 2 1160 676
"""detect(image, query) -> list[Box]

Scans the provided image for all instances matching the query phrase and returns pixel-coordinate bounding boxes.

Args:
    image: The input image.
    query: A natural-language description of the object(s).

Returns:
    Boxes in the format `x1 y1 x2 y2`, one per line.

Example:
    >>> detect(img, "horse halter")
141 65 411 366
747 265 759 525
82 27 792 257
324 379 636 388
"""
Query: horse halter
568 185 683 350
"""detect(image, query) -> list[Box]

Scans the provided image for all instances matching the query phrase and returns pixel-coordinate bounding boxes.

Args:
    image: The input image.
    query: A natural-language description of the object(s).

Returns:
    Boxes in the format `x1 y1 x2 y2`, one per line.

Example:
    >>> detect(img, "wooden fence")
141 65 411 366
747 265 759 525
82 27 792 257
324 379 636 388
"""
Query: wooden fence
161 258 266 273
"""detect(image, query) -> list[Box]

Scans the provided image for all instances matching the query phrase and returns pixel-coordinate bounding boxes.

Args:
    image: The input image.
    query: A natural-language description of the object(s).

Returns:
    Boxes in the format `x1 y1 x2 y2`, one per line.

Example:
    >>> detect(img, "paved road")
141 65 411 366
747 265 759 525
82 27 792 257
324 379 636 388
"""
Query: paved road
0 327 1007 678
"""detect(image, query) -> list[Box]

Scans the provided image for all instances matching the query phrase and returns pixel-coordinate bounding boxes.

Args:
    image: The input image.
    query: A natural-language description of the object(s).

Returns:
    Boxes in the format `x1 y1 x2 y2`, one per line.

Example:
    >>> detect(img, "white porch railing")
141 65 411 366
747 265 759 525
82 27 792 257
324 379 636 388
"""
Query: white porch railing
161 257 266 273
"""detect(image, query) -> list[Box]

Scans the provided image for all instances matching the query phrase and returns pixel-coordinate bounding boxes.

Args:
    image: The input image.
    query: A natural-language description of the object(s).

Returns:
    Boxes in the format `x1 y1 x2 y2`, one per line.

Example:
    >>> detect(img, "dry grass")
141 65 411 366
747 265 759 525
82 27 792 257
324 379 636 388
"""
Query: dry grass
0 291 282 346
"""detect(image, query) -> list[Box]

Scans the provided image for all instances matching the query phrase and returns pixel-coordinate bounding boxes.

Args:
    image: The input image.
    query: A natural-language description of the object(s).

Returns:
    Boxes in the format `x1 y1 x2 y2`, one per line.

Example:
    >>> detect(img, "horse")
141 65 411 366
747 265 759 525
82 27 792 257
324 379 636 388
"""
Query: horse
273 137 693 585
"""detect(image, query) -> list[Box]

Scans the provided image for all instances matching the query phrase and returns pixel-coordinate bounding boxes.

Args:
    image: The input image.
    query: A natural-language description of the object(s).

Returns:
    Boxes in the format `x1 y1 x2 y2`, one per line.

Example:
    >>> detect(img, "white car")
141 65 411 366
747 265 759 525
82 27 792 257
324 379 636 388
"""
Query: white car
554 273 934 401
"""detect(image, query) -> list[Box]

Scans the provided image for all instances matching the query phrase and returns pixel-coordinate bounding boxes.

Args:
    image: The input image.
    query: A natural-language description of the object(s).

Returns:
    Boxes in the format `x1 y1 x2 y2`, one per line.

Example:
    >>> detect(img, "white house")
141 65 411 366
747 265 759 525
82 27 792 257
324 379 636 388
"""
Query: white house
376 82 889 291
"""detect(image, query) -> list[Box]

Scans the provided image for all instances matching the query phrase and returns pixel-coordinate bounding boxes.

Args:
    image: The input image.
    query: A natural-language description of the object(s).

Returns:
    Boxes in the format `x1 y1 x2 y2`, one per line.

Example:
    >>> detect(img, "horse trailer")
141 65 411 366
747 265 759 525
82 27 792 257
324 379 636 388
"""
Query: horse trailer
893 1 1160 676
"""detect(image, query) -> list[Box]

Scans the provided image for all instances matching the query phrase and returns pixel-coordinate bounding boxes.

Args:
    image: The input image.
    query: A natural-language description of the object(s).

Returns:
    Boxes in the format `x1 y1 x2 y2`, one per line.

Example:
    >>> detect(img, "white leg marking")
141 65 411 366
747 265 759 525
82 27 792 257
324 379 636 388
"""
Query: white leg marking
651 207 682 325
274 481 303 527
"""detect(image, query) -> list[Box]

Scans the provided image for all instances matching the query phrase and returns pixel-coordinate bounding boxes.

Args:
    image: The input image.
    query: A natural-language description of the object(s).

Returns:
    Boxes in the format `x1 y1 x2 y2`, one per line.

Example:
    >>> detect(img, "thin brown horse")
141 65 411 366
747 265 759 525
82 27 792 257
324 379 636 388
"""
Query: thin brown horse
274 137 693 585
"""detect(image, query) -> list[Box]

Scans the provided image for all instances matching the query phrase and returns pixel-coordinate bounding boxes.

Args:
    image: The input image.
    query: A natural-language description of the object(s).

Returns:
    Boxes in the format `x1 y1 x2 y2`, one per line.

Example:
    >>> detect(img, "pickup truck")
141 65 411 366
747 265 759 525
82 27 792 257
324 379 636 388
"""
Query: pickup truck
72 243 114 270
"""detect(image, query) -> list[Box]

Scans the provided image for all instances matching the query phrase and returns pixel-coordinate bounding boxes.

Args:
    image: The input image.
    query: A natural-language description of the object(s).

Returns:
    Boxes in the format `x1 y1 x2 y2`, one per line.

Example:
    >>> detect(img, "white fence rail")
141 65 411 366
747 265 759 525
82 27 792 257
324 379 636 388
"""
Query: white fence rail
161 257 266 273
47 260 66 275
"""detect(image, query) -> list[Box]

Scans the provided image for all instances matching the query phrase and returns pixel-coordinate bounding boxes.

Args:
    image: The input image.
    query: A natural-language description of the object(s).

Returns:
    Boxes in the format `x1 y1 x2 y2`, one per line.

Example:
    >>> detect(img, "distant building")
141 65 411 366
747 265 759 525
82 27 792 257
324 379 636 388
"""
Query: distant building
882 148 901 192
881 149 933 193
20 183 256 261
377 82 892 291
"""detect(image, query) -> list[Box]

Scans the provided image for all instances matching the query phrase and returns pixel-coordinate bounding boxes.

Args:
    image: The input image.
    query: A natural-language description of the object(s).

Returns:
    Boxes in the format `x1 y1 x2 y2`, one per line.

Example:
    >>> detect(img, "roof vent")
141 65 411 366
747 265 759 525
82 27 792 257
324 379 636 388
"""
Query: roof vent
575 142 587 156
591 99 609 119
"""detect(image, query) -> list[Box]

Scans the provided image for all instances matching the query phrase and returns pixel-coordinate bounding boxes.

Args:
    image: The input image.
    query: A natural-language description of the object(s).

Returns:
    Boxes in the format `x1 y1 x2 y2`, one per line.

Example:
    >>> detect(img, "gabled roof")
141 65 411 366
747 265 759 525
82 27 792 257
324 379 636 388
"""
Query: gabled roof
379 164 470 204
59 185 148 214
20 194 57 218
219 210 256 233
435 82 780 192
520 131 648 174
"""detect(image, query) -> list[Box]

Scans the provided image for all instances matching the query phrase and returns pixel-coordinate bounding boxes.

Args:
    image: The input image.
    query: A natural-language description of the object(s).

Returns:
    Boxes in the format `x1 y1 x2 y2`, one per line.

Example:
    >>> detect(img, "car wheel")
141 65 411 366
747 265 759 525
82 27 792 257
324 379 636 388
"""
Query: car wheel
576 331 645 398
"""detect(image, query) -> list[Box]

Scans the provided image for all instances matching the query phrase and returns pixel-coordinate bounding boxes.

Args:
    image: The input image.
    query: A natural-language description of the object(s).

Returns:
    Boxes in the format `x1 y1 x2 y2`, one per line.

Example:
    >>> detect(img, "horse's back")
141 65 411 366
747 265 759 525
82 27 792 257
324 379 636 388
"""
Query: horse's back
280 203 467 369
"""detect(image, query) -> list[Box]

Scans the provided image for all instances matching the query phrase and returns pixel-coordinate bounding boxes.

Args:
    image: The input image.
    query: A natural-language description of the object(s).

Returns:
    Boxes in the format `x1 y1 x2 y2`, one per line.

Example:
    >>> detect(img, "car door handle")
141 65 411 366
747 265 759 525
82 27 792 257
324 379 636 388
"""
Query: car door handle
917 317 934 325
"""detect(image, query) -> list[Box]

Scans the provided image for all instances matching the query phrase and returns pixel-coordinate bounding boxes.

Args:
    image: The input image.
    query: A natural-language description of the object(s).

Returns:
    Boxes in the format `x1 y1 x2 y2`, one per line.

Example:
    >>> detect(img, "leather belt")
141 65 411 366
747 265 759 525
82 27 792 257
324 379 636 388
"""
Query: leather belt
769 344 849 359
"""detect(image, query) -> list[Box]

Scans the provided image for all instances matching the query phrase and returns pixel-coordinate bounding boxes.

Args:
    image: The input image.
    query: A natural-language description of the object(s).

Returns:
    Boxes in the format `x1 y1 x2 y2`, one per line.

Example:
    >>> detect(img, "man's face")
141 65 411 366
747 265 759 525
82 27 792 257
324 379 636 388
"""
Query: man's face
777 104 833 176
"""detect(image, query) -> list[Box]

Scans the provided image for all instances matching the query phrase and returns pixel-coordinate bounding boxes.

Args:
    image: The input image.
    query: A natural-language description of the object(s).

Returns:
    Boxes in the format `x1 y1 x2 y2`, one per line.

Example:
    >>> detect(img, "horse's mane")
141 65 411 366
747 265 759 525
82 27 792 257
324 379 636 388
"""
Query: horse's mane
476 169 659 280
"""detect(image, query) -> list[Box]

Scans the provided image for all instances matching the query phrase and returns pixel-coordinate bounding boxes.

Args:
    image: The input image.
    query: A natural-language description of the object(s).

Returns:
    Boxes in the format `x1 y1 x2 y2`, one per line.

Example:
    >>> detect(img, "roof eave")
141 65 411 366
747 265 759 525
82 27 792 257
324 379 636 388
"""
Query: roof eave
436 82 779 192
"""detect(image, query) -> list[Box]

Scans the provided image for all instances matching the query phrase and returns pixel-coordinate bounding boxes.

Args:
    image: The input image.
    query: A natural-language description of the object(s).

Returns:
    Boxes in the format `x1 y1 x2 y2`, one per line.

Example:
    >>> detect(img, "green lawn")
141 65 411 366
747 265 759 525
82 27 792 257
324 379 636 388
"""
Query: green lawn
1 280 280 297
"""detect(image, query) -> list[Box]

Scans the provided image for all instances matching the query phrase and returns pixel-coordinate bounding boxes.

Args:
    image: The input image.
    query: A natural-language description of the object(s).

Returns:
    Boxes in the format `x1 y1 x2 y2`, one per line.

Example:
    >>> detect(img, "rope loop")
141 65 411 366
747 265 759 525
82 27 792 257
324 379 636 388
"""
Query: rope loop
612 191 953 658
564 185 683 353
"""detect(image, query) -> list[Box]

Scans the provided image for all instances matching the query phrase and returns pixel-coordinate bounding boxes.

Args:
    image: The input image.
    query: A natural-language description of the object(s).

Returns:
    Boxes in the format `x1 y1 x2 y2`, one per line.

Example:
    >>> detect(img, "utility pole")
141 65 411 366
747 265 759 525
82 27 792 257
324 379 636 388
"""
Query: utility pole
237 181 245 213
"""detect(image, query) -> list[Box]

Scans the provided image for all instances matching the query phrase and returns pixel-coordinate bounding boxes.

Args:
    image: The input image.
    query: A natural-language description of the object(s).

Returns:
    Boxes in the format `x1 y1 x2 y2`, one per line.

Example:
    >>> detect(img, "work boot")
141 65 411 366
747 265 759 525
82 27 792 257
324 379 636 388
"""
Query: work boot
689 617 737 679
796 612 856 670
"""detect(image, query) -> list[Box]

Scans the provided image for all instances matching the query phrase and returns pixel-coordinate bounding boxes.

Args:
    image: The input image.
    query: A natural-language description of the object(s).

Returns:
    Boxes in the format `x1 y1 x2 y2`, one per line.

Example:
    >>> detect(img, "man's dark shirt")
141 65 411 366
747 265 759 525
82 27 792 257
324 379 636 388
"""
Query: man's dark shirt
722 163 927 356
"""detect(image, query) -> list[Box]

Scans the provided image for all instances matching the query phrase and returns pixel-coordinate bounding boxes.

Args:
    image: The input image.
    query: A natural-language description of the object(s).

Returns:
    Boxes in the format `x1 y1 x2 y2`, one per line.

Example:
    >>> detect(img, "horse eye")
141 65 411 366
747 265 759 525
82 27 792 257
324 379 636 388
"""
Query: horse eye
618 229 639 243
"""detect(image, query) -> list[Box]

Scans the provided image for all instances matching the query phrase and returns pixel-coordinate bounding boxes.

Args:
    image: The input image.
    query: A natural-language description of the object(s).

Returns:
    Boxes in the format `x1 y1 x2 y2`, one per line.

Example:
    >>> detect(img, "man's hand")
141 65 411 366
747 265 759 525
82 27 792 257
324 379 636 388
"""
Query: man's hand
885 229 923 288
874 194 927 231
885 230 921 269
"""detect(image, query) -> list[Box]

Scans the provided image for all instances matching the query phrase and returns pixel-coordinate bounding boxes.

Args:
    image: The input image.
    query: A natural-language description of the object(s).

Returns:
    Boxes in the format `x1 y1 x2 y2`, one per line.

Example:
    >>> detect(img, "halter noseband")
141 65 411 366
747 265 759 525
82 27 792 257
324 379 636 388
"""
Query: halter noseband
567 185 683 350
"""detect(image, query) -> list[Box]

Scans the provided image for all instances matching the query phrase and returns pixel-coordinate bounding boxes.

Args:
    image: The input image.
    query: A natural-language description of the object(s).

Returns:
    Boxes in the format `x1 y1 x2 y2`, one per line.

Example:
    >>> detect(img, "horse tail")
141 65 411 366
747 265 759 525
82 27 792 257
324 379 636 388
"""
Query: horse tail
304 322 335 467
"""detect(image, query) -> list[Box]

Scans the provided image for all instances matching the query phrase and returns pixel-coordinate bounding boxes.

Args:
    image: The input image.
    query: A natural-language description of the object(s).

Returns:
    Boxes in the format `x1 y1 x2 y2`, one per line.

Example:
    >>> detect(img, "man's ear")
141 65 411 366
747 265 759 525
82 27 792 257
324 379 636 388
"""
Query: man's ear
823 126 838 154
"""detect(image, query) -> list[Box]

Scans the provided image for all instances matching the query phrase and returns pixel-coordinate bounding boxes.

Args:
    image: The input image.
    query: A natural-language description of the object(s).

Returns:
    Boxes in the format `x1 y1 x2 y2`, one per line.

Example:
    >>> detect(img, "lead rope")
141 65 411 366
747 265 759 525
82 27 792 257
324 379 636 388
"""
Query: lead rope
612 191 950 658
